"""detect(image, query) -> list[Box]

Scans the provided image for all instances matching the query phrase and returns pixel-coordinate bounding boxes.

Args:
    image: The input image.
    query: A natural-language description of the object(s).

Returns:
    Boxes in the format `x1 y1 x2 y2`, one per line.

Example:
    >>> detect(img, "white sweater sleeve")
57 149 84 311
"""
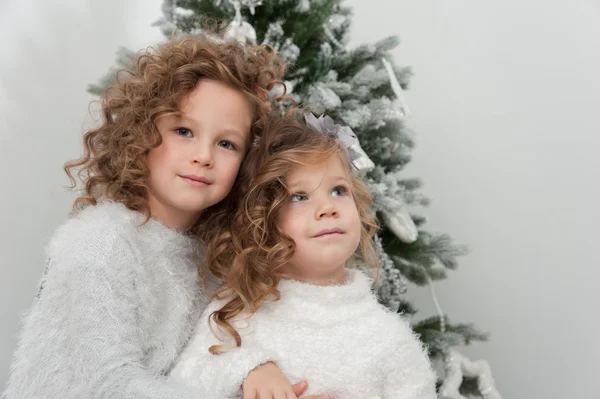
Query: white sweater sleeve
3 224 202 399
170 301 278 397
61 232 204 399
383 318 438 399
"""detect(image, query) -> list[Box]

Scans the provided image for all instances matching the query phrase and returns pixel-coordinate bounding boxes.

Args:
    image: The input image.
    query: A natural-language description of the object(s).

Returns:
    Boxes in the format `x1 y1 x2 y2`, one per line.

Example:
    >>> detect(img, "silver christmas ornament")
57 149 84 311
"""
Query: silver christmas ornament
439 348 502 399
382 208 418 243
381 58 411 118
420 267 502 399
240 0 262 15
223 0 258 45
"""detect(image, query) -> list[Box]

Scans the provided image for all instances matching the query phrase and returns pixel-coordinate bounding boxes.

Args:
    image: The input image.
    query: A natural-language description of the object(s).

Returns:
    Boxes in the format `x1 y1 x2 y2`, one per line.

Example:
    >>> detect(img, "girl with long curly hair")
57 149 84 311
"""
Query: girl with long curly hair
170 112 437 399
4 36 327 399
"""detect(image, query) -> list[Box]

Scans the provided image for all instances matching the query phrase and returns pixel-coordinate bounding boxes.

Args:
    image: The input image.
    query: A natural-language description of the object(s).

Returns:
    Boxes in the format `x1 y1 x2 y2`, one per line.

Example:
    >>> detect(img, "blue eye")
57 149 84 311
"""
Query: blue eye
291 194 308 202
332 186 348 196
218 140 236 150
175 127 192 137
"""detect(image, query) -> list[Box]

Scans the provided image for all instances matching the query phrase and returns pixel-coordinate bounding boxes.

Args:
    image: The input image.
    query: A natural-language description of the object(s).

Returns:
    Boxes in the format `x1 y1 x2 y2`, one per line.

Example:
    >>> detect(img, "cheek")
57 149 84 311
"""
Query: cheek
146 148 164 177
147 141 174 171
349 207 362 244
278 208 302 241
221 154 244 181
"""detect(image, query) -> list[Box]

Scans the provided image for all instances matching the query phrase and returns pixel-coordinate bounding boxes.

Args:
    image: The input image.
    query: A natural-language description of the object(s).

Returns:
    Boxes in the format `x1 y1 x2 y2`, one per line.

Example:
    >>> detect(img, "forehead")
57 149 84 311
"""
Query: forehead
179 79 253 134
286 155 350 186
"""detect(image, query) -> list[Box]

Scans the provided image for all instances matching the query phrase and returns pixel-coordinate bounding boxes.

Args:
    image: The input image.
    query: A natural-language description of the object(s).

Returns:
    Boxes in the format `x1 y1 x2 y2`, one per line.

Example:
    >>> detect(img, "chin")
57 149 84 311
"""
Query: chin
319 251 354 264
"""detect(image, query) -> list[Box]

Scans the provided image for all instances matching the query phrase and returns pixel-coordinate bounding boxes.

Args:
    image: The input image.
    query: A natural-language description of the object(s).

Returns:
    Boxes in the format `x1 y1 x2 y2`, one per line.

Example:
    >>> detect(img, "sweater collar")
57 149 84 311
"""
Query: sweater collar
276 268 374 308
105 200 200 264
143 215 196 249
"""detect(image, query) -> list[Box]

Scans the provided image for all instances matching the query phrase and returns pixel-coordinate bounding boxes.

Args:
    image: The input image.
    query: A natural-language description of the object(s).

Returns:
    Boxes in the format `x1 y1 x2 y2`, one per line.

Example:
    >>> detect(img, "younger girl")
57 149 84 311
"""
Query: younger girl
170 113 438 399
3 36 325 399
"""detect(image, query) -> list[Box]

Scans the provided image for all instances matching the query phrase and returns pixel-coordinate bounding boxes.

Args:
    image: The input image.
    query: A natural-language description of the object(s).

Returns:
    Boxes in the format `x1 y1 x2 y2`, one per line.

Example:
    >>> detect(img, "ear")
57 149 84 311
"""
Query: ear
255 85 272 112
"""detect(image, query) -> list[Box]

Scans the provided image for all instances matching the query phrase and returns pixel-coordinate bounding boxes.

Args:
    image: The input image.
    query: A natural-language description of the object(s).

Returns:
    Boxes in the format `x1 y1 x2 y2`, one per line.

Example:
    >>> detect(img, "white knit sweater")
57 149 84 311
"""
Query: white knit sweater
4 202 221 399
170 270 438 399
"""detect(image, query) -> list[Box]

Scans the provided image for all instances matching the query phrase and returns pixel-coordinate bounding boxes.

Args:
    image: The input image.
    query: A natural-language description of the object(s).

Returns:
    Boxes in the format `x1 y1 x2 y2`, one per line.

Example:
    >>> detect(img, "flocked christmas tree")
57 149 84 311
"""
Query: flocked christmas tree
91 1 502 397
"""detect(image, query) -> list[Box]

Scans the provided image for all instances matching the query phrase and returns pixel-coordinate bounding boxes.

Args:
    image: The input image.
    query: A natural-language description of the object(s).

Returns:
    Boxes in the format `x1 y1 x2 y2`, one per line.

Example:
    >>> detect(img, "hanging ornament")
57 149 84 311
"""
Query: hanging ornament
419 266 502 399
382 208 418 243
381 58 411 118
323 14 348 49
223 0 259 45
240 0 262 15
439 348 502 399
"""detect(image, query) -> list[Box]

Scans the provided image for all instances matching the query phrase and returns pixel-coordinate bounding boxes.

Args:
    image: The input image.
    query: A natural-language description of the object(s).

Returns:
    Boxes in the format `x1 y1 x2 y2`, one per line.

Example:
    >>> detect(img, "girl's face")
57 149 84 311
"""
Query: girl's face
277 155 362 285
147 79 252 230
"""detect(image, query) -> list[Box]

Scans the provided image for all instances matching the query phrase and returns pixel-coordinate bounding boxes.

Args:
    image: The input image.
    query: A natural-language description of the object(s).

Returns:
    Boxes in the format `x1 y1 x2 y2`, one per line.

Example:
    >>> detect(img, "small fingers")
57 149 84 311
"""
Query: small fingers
285 388 299 399
243 387 259 399
272 389 290 399
259 388 274 399
291 380 308 396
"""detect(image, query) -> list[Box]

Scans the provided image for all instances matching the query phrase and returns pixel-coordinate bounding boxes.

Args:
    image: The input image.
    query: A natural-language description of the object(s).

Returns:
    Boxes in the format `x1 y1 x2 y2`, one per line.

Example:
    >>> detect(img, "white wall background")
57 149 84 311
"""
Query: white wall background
1 1 599 398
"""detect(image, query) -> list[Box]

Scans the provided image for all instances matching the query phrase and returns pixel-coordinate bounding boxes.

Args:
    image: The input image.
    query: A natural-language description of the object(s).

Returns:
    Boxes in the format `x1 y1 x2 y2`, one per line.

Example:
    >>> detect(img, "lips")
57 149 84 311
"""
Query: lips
180 174 212 185
313 227 344 238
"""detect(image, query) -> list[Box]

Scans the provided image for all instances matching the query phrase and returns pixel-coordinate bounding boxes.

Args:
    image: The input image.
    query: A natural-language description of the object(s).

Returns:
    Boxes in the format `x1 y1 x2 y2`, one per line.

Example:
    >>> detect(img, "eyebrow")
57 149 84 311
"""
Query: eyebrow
170 114 248 142
330 175 351 184
218 127 247 139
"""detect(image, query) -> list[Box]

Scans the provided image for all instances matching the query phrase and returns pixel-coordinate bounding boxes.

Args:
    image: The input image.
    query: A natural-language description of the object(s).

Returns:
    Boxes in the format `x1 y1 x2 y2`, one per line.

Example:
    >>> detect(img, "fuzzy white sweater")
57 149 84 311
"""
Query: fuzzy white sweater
170 270 438 399
3 202 232 399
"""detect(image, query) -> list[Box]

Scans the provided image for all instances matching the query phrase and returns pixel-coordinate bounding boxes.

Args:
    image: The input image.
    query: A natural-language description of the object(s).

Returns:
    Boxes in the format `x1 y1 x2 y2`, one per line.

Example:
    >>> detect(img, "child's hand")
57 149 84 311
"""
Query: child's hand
243 362 330 399
243 362 296 399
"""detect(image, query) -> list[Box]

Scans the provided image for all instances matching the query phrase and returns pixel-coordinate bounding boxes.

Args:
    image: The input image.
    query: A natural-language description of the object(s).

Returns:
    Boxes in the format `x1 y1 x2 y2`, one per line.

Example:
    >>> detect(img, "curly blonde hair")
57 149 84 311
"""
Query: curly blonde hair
65 35 286 231
204 112 379 353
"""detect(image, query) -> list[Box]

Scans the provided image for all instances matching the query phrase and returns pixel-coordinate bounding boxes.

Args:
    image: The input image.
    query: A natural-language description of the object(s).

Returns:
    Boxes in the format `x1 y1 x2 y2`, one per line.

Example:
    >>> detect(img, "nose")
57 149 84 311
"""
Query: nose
191 143 214 168
315 199 339 220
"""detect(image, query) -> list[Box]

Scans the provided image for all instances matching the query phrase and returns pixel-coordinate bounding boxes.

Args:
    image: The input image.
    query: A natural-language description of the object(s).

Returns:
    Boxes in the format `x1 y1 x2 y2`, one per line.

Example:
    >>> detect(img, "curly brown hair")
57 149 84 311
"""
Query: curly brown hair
204 112 379 353
65 34 286 232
